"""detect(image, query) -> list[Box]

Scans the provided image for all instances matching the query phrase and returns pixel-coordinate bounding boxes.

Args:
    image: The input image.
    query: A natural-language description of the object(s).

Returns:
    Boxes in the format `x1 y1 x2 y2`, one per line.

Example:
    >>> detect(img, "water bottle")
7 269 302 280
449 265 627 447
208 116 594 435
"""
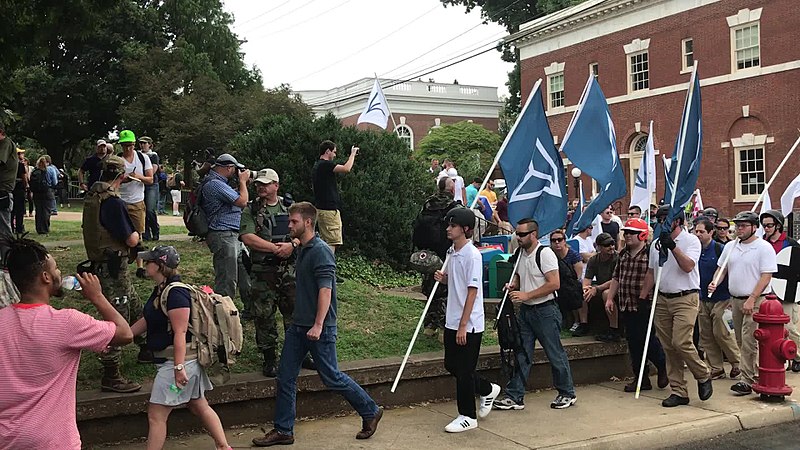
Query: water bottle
723 308 734 334
166 383 183 404
61 276 82 291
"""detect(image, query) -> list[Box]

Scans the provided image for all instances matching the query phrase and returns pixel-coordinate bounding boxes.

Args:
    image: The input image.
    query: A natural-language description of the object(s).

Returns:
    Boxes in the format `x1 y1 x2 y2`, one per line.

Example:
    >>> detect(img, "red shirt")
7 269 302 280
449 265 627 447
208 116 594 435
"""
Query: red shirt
0 304 115 449
768 232 788 254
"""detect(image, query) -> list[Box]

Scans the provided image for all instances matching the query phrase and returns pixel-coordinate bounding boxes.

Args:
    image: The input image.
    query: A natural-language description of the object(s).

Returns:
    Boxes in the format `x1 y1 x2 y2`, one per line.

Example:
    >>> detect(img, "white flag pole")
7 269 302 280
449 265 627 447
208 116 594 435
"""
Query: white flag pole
711 133 800 286
391 79 543 393
635 64 697 399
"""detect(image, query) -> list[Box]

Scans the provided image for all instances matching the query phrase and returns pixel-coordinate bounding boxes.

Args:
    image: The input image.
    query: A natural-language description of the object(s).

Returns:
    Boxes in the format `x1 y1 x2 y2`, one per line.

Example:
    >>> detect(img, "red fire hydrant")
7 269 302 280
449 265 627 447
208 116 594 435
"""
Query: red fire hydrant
752 294 797 400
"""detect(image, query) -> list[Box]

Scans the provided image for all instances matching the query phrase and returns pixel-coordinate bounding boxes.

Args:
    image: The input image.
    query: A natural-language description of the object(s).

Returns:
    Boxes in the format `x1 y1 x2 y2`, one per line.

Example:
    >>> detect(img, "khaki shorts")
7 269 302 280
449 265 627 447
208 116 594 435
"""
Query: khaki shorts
126 201 146 233
317 209 343 246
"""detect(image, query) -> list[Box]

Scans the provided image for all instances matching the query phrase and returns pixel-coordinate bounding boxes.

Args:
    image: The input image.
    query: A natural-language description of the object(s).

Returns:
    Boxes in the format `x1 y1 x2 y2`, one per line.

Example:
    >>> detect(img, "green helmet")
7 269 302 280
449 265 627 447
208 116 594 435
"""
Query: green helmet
118 129 136 144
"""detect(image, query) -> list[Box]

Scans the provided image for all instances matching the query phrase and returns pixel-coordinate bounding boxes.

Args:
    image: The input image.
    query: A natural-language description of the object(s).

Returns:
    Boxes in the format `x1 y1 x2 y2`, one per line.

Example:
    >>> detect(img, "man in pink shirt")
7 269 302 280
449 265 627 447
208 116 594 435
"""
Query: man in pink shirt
0 236 133 449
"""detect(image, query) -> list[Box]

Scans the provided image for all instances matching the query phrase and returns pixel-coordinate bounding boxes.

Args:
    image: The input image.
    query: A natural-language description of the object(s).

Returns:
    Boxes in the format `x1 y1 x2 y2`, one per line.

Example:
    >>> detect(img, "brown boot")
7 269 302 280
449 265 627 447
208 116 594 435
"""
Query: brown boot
253 429 294 447
100 366 142 393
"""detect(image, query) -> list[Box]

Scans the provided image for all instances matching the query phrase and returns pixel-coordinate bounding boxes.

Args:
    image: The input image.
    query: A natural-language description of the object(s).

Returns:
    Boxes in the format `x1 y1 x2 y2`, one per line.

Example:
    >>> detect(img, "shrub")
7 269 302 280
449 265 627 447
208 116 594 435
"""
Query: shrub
229 113 433 266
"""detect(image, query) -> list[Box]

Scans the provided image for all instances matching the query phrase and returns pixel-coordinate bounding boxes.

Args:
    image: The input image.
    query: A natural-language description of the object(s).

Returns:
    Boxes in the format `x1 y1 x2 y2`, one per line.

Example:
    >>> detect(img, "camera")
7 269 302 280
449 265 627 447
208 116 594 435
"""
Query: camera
239 168 258 180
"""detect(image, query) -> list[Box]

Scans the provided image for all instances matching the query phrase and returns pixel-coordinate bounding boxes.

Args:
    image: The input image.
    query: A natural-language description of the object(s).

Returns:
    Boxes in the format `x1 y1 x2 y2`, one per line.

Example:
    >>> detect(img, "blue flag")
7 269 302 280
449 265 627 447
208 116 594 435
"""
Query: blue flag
561 76 627 235
498 79 567 236
663 66 703 225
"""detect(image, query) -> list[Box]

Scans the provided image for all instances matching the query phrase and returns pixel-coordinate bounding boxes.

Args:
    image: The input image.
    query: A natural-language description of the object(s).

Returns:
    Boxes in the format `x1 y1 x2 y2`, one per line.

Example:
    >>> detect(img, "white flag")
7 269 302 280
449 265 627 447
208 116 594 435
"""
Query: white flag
692 188 704 218
756 189 772 238
357 78 390 128
630 121 656 213
590 213 602 240
780 173 800 216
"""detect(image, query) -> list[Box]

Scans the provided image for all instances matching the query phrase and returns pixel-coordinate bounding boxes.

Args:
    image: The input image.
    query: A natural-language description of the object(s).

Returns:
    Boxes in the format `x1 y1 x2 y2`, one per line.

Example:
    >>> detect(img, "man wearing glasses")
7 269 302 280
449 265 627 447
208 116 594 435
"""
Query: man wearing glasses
709 211 777 395
583 233 621 342
627 205 642 220
713 218 733 244
549 229 584 336
493 219 577 411
759 210 800 372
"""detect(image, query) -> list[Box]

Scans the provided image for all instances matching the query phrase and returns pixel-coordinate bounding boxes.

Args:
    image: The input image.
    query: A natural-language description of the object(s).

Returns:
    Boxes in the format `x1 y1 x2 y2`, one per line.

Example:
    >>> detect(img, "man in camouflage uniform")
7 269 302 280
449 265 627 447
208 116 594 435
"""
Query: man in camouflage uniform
82 155 143 393
240 169 314 377
417 177 457 338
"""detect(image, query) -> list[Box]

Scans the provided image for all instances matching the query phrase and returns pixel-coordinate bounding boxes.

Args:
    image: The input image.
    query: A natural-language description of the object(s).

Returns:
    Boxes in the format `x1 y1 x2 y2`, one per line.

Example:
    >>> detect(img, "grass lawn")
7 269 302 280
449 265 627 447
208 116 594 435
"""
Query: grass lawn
32 220 187 243
40 237 495 391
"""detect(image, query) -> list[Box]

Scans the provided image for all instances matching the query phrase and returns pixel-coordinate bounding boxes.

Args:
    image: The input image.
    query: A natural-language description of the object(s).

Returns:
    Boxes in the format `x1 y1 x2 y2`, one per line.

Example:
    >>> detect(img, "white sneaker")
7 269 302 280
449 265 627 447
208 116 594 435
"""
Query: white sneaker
569 323 580 332
478 383 501 418
444 415 477 433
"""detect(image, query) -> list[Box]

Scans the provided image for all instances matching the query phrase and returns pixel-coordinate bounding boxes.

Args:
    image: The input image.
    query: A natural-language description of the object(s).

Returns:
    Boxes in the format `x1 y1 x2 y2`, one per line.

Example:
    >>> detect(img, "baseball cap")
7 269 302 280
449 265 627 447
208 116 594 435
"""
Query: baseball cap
16 147 25 153
494 179 506 189
138 246 180 269
596 233 615 247
213 153 244 169
138 136 153 144
254 168 279 184
101 155 126 172
118 130 136 144
96 139 107 146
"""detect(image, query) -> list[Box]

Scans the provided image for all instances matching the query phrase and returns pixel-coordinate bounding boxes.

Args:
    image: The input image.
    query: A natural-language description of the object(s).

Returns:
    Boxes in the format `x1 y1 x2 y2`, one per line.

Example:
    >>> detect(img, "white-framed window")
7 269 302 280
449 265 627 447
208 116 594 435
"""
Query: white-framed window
629 51 649 92
733 23 760 70
681 38 694 72
548 72 565 109
628 134 651 198
735 146 765 201
589 63 599 79
395 124 413 150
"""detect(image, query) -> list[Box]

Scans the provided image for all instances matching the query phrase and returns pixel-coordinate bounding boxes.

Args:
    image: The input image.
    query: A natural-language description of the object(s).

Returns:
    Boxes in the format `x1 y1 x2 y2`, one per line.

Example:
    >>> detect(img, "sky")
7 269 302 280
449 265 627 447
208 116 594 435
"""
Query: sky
224 0 515 98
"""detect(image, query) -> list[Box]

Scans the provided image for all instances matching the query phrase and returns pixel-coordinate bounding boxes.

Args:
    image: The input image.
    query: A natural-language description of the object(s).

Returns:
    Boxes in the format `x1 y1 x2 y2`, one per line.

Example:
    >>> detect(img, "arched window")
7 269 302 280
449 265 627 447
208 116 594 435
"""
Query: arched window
631 133 648 153
395 124 413 150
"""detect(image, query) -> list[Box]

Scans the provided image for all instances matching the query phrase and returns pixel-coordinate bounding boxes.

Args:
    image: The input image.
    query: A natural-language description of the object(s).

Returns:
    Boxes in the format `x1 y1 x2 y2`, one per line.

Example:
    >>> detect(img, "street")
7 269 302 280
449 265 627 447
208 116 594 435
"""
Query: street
662 421 800 449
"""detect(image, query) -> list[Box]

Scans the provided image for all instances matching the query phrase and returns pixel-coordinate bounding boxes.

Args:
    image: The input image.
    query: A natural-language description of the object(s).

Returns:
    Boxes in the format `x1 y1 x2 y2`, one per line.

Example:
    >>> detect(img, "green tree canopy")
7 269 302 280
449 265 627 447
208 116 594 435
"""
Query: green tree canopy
417 121 502 182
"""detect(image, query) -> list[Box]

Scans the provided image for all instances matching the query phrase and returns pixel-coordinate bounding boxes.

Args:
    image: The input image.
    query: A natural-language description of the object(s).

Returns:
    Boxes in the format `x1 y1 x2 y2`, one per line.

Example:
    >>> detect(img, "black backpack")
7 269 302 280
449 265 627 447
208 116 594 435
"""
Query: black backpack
412 197 456 257
29 168 50 193
183 178 209 238
532 246 584 311
495 277 530 380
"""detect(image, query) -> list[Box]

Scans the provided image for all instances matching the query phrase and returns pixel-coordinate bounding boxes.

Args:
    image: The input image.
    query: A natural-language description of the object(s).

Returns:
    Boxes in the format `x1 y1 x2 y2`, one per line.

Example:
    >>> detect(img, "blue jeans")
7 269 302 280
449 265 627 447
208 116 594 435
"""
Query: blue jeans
274 325 378 435
506 301 575 402
143 184 160 240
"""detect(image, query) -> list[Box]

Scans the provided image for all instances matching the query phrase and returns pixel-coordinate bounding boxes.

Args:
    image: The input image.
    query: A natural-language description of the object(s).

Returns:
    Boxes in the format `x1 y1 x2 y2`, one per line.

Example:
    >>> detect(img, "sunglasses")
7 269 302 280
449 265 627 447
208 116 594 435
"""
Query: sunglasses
623 230 640 236
515 230 535 238
762 223 776 229
715 226 728 230
551 237 565 243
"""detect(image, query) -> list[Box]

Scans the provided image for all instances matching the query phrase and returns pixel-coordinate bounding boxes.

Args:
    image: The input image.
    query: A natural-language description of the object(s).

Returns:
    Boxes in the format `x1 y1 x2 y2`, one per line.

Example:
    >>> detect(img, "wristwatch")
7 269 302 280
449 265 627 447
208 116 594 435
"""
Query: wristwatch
174 363 185 372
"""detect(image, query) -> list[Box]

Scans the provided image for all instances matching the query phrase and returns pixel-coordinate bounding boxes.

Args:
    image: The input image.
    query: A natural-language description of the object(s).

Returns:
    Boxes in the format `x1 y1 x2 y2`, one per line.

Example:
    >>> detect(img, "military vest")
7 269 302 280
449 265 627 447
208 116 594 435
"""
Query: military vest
249 197 290 265
82 182 129 261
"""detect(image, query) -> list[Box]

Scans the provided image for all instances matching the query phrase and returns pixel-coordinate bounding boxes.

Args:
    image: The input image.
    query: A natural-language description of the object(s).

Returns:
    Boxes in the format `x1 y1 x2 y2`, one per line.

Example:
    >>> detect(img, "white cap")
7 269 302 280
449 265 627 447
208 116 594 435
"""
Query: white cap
254 168 279 184
493 179 506 189
446 168 458 177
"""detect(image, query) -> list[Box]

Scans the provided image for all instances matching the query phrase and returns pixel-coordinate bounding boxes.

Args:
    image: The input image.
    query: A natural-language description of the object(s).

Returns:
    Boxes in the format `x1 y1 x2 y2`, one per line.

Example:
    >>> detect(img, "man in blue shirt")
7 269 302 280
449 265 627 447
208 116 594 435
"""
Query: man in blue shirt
200 154 249 299
44 155 59 215
253 202 382 447
694 219 740 380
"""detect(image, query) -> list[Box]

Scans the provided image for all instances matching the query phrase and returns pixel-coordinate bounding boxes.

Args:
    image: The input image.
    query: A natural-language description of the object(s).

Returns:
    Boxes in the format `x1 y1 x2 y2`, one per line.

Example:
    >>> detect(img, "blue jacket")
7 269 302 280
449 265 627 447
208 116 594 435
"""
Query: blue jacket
699 240 729 301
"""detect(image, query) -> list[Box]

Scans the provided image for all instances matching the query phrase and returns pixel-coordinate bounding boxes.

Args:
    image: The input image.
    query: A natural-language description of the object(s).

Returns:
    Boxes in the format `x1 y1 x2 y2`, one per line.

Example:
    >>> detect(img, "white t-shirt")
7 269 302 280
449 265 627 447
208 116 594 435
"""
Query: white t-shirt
719 238 778 297
452 175 465 204
649 228 701 293
437 169 449 183
518 244 559 305
575 234 595 278
445 241 485 333
119 151 152 204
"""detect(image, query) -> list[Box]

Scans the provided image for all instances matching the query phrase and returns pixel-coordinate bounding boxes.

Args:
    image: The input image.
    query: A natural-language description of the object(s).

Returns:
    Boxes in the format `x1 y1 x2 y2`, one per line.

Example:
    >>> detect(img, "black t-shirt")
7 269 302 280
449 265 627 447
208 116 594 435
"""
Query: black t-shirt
80 155 104 188
14 161 25 191
312 159 340 210
601 221 620 244
100 196 135 242
142 276 193 354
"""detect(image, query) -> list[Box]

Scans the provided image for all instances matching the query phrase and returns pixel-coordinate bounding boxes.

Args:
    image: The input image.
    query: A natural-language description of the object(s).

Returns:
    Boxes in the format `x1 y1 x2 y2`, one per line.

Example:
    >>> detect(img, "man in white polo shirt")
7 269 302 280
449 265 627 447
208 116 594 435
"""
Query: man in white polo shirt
645 205 711 407
493 218 576 411
709 211 777 396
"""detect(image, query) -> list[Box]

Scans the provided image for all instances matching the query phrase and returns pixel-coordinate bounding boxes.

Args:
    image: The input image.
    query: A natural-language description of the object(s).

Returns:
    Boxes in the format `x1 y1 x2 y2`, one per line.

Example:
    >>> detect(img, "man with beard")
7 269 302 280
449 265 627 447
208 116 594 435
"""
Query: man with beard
0 236 133 449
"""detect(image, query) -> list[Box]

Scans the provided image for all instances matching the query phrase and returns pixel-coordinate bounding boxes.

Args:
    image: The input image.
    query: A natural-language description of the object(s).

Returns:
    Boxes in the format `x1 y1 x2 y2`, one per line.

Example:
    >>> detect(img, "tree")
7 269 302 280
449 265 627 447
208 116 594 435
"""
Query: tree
441 0 586 122
230 114 431 267
416 121 502 182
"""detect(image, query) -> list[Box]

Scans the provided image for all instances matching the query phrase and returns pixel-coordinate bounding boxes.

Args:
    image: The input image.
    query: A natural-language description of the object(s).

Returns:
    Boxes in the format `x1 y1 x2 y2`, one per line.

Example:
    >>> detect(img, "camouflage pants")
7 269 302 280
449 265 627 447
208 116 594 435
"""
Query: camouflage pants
250 265 296 353
96 260 142 368
421 273 447 329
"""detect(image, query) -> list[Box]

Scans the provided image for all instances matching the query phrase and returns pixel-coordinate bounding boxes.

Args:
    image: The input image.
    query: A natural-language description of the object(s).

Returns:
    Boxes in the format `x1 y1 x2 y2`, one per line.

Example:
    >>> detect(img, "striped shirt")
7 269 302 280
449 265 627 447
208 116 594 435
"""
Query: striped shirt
0 304 116 449
612 244 651 312
200 171 242 231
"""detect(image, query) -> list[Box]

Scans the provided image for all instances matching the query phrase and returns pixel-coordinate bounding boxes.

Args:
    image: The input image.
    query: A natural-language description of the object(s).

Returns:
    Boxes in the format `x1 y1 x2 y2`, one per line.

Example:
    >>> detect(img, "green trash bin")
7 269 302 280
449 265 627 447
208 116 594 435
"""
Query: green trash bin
488 254 513 298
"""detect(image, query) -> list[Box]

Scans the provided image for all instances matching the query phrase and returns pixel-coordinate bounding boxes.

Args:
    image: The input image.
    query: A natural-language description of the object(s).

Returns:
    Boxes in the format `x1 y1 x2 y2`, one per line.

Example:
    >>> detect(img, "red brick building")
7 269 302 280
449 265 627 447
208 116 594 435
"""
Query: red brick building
508 0 800 219
297 78 503 151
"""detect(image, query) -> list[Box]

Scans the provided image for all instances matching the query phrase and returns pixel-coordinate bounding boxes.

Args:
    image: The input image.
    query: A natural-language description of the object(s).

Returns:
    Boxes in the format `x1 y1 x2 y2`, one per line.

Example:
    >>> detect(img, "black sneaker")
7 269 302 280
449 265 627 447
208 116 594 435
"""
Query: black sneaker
595 329 621 342
572 323 589 337
662 394 689 407
730 381 752 395
493 396 525 410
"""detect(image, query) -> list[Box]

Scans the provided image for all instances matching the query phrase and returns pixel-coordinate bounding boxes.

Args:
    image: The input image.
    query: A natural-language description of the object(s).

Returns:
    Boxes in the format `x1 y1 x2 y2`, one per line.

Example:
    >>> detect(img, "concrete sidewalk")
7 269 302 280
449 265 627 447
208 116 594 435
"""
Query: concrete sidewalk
101 371 800 449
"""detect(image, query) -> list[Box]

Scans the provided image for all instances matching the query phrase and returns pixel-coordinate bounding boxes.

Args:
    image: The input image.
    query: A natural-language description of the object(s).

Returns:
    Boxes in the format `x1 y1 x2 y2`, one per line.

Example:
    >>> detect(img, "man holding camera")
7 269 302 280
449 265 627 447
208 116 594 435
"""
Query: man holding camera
82 155 144 393
312 140 357 253
200 153 249 299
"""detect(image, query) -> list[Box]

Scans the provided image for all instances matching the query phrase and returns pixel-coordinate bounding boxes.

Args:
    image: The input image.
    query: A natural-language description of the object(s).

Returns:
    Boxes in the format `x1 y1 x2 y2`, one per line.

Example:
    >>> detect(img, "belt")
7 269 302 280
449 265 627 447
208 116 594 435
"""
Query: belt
522 299 556 309
659 289 699 299
732 294 765 300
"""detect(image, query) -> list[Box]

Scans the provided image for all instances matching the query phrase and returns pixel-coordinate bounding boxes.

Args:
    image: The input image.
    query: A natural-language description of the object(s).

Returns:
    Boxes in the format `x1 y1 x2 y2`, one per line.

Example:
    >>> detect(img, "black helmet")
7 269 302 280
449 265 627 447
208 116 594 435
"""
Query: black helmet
444 207 475 229
732 211 759 225
655 204 685 222
759 209 784 230
702 207 719 219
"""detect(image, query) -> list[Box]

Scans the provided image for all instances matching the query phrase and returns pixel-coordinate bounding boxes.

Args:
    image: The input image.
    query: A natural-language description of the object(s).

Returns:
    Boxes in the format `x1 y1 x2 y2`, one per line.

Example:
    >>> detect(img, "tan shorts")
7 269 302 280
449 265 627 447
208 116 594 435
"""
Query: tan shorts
126 201 146 233
317 209 343 246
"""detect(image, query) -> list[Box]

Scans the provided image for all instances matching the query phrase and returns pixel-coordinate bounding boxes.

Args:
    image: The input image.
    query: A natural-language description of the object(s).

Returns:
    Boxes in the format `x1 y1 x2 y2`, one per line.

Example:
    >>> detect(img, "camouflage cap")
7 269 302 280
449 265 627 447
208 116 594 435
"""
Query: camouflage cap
102 155 126 172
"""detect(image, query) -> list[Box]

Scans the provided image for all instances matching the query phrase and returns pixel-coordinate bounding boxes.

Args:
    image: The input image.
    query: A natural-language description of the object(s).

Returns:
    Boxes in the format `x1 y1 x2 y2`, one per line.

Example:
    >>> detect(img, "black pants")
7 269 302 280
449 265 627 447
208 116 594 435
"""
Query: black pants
443 327 492 419
12 189 26 233
33 190 53 234
622 306 666 381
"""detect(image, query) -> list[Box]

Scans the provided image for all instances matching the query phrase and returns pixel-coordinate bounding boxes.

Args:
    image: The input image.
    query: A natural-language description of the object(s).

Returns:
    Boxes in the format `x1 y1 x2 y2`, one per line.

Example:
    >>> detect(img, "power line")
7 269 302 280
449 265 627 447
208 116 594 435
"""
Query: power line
237 0 319 34
235 0 292 27
246 0 355 41
289 4 442 85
